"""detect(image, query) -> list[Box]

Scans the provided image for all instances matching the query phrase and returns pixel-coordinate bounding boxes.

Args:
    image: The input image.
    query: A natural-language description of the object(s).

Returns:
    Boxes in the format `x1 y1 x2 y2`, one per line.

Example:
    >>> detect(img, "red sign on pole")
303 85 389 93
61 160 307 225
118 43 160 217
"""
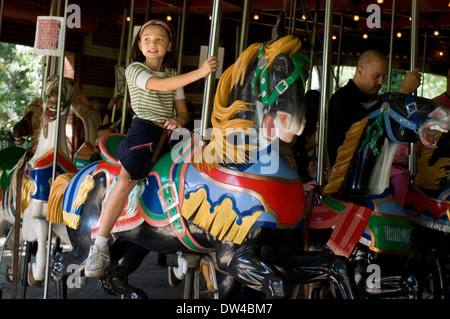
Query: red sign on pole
33 16 64 56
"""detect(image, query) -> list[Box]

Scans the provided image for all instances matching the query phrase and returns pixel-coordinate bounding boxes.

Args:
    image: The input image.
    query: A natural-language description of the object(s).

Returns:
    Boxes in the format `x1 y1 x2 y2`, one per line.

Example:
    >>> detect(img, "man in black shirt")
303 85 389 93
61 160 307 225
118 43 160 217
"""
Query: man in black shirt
327 50 422 167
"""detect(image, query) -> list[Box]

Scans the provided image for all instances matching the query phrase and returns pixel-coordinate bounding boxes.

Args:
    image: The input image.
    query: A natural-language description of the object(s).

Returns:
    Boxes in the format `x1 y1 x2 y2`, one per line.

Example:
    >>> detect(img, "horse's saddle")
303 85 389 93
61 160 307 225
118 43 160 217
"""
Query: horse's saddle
404 187 450 233
311 191 412 257
62 133 307 251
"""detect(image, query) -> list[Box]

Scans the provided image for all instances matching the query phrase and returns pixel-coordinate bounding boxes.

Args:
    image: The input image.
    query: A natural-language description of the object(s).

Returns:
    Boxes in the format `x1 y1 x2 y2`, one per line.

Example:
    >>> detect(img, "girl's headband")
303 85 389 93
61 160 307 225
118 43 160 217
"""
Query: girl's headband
139 20 172 41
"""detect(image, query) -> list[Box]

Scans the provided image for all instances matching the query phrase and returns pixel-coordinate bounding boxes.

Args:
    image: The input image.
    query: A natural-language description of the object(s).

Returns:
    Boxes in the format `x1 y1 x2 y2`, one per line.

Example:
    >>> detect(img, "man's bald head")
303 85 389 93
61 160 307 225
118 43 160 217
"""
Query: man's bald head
353 50 388 97
356 50 388 68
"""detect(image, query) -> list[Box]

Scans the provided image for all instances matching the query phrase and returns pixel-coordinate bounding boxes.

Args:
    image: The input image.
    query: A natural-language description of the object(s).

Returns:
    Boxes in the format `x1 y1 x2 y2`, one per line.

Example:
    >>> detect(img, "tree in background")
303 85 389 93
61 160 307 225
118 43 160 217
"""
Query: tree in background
0 43 42 130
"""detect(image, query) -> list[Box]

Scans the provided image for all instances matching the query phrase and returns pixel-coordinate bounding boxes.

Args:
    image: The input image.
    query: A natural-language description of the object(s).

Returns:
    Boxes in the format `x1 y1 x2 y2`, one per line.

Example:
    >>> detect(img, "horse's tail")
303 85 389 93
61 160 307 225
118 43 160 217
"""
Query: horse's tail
47 173 75 224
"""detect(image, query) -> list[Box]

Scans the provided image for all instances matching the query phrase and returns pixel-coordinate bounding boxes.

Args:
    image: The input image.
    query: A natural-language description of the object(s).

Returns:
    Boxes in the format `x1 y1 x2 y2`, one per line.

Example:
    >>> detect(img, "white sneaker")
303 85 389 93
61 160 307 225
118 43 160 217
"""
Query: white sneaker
83 245 110 277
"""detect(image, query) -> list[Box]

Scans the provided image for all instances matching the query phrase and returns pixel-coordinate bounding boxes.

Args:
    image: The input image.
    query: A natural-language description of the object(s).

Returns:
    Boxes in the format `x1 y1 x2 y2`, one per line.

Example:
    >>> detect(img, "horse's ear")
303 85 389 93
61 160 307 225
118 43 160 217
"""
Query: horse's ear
102 114 110 125
272 12 286 42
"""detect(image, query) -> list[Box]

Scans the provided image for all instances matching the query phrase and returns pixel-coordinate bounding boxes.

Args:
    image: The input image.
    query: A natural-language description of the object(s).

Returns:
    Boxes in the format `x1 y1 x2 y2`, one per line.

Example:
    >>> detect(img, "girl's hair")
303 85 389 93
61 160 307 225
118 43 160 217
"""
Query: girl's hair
129 20 176 68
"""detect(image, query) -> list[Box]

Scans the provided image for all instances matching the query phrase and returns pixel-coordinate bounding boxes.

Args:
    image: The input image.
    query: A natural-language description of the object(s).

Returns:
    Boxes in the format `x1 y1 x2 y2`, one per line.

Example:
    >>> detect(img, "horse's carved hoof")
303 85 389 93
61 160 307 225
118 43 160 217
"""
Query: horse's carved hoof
5 266 13 283
28 264 43 287
168 266 182 287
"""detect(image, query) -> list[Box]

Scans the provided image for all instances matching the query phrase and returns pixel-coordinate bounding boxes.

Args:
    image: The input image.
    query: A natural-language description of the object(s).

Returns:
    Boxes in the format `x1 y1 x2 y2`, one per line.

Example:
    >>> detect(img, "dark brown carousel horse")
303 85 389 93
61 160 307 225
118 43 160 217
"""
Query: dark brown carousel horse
48 18 357 299
404 130 450 298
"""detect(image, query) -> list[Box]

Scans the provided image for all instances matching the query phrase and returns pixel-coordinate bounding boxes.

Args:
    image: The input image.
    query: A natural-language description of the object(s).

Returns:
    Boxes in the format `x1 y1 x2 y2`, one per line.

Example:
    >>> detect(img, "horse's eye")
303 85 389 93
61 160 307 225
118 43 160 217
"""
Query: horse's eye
273 61 286 73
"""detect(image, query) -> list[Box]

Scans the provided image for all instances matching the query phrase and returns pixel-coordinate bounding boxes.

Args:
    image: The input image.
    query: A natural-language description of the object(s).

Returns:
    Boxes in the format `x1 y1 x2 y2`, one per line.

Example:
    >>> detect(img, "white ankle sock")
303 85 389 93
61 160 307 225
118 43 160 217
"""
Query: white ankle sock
94 235 109 249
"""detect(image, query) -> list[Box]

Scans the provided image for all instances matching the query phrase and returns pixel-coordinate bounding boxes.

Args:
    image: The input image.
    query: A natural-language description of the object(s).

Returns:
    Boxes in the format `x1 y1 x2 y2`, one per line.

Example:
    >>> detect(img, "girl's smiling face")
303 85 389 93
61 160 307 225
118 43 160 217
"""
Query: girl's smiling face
138 24 172 65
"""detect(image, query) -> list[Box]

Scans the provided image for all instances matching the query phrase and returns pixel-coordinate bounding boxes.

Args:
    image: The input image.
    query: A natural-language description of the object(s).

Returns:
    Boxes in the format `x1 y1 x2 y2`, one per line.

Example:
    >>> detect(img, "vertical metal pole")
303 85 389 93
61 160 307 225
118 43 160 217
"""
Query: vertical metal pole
121 0 135 134
44 0 69 299
316 0 333 185
410 0 419 72
409 0 419 176
41 0 59 100
235 25 240 60
335 13 343 89
307 1 319 91
238 0 251 55
145 0 152 21
199 0 222 143
177 0 187 75
291 0 297 33
387 0 396 91
421 28 427 97
290 0 297 35
118 9 128 67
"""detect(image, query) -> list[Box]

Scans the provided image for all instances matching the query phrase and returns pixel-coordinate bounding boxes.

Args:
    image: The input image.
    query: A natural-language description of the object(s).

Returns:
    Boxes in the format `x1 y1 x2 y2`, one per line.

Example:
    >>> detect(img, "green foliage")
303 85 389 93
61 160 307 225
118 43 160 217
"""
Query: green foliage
0 43 42 129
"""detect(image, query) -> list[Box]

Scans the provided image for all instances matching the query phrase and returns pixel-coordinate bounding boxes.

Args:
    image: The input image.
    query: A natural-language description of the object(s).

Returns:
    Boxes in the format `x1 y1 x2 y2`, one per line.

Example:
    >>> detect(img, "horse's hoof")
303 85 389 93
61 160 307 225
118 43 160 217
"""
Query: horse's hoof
168 266 182 287
28 264 43 287
5 266 13 283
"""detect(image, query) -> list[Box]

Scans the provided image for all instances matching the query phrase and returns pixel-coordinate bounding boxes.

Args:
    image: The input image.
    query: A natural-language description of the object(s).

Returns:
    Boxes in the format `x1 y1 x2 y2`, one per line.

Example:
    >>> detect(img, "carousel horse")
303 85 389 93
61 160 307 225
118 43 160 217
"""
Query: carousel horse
1 86 102 225
0 98 43 201
0 75 79 286
309 93 450 298
404 131 450 298
48 19 357 299
70 87 103 171
0 99 42 210
12 87 103 171
12 98 43 147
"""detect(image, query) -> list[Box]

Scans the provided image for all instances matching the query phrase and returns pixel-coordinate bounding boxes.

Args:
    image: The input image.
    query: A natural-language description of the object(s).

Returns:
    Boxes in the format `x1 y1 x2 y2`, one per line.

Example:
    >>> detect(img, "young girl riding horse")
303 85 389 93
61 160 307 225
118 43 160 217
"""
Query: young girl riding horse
83 20 219 277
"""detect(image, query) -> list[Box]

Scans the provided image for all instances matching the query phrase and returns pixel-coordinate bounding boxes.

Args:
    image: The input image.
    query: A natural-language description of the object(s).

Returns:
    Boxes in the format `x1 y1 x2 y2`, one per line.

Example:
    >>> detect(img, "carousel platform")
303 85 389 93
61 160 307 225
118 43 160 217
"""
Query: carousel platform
0 245 185 299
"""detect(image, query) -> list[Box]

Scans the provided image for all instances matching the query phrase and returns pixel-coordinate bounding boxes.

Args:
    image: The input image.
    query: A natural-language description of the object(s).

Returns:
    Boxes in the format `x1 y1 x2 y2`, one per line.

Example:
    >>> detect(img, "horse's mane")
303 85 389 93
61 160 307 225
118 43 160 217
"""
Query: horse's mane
197 35 303 170
323 117 368 196
413 131 450 191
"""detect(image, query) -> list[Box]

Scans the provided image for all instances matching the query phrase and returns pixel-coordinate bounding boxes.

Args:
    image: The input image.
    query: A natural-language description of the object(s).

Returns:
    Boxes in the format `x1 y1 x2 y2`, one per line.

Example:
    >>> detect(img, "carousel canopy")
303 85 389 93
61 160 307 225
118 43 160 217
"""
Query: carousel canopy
1 0 449 72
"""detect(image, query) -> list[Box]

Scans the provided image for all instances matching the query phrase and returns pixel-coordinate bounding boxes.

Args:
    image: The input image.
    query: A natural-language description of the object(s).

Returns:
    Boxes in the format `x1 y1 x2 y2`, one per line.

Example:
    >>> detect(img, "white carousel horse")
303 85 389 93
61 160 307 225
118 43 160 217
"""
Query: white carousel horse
1 78 114 285
0 75 78 285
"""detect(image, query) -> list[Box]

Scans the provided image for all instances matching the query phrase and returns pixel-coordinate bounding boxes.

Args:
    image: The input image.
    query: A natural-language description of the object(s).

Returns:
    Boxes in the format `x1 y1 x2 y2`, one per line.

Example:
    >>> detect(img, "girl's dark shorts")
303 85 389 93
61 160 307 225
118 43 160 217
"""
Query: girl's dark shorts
114 117 169 180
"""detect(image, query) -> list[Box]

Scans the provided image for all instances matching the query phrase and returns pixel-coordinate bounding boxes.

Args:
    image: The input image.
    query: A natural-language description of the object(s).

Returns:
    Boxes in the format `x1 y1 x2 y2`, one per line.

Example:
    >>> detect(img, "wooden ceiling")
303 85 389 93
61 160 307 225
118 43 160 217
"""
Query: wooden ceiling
2 0 450 68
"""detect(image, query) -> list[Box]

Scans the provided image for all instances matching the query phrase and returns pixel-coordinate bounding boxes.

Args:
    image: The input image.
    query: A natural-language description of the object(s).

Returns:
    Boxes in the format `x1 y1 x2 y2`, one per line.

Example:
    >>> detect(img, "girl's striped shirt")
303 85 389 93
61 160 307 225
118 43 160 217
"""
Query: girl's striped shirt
125 62 185 122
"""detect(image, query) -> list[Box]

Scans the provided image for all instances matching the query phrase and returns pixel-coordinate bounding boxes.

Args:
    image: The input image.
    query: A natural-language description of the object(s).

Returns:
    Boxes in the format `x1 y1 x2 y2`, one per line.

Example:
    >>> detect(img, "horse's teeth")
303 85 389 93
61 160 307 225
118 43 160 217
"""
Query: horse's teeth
430 125 447 132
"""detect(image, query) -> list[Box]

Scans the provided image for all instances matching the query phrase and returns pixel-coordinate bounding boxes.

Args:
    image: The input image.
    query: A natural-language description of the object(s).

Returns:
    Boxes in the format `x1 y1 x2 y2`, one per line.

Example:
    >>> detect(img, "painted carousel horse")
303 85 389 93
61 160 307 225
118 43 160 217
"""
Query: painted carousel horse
0 98 43 203
12 87 103 171
0 98 42 212
404 130 450 298
0 99 42 272
0 75 79 286
310 93 450 298
48 21 357 299
12 98 43 147
70 86 103 171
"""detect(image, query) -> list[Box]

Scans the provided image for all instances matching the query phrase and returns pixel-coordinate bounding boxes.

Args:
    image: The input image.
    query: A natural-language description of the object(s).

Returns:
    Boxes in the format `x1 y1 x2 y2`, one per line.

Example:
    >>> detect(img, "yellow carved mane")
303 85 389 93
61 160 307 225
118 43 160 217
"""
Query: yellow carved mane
323 117 368 196
413 132 450 191
196 35 303 170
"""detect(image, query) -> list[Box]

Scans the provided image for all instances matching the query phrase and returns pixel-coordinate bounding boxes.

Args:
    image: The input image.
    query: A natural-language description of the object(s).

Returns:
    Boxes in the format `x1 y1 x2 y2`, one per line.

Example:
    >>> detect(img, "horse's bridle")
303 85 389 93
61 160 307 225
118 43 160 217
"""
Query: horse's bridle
361 93 421 154
253 41 309 107
369 93 421 142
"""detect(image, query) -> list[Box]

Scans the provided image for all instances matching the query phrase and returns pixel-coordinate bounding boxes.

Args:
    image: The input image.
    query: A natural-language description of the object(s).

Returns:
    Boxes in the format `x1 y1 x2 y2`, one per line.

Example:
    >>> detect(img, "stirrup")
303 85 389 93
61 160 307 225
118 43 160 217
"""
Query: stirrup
157 181 179 219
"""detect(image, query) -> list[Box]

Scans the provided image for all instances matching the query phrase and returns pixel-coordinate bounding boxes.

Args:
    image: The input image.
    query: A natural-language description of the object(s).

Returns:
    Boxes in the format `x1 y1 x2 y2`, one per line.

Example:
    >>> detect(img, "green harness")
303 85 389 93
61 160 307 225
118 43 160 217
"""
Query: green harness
253 41 309 107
